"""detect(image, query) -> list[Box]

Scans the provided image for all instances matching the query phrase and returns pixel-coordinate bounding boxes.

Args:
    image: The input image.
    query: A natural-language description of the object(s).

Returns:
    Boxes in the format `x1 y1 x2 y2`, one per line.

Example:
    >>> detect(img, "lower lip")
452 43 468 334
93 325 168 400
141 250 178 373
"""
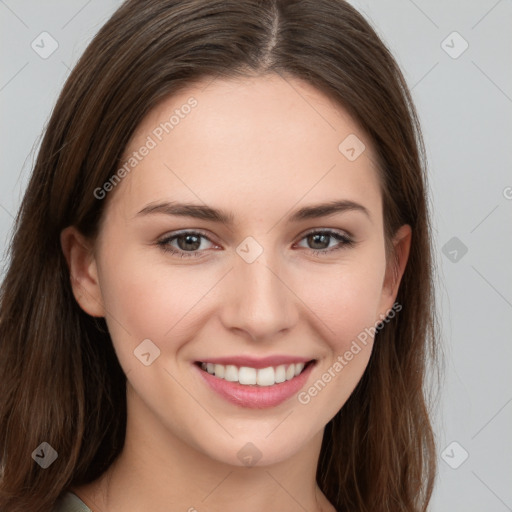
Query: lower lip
194 361 316 409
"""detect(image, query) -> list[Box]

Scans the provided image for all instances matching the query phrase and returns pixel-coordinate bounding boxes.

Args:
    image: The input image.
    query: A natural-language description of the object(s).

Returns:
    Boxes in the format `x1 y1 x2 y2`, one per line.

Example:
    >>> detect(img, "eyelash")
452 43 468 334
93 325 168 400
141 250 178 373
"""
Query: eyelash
156 229 355 259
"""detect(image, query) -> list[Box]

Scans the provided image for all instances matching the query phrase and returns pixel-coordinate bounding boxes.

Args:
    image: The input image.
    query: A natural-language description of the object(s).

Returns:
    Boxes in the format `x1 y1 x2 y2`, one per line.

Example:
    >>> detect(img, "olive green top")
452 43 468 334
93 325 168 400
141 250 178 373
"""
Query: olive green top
52 490 341 511
52 492 92 512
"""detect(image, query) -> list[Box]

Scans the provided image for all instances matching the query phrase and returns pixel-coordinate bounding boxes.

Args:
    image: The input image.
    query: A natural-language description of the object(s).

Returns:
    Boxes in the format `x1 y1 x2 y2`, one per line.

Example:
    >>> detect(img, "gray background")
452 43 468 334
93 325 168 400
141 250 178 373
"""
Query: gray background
1 1 511 510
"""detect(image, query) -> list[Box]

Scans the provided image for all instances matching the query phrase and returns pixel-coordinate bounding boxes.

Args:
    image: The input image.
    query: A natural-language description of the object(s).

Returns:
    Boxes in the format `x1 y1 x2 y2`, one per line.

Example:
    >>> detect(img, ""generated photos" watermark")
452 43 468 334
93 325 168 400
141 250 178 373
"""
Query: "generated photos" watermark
297 301 402 405
94 96 198 200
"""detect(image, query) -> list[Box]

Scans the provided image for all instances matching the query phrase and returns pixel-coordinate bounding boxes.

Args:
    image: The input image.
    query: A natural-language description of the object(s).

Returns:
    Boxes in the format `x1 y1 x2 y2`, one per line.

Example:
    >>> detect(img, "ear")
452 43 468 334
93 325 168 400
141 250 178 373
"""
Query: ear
376 224 411 320
60 226 105 317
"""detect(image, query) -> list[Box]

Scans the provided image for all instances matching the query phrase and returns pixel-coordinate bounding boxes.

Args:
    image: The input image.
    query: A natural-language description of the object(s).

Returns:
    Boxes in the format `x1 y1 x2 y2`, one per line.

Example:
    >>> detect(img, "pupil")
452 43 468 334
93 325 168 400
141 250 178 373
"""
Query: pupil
179 234 200 251
310 233 328 250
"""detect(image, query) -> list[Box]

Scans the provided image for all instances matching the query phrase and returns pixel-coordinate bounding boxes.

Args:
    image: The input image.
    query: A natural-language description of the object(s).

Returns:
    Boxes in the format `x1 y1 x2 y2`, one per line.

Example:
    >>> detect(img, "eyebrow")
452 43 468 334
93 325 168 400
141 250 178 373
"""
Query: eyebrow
136 199 371 225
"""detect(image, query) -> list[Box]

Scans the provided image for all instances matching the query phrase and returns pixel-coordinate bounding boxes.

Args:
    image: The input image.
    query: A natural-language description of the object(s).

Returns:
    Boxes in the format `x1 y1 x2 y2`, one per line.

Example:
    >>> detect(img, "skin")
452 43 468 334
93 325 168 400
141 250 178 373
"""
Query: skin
61 73 411 512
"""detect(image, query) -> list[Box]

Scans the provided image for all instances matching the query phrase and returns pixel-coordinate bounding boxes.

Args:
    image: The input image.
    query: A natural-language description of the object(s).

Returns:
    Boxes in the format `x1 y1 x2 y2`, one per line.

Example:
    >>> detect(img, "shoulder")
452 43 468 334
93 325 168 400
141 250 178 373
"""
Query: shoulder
51 492 92 512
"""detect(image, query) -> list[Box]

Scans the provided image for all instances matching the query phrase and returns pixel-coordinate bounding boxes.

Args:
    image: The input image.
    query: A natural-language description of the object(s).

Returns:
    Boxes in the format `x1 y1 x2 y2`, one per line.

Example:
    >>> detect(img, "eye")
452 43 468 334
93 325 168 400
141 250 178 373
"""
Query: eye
295 229 355 256
157 231 216 258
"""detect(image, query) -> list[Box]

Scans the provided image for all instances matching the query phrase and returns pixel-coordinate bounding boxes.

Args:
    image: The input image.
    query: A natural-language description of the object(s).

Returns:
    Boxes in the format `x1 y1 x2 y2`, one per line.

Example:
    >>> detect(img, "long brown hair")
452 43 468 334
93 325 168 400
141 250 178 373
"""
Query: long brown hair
0 1 441 510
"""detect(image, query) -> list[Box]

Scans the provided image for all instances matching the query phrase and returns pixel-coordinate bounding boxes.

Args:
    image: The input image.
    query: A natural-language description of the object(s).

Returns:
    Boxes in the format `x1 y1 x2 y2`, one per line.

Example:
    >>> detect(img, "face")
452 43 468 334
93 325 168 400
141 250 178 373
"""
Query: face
63 73 410 467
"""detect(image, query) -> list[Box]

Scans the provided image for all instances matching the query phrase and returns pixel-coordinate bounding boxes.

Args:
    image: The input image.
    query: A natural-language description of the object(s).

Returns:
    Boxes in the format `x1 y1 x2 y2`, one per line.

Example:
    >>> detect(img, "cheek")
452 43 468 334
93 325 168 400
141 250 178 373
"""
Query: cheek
294 256 386 421
97 246 222 361
300 256 387 349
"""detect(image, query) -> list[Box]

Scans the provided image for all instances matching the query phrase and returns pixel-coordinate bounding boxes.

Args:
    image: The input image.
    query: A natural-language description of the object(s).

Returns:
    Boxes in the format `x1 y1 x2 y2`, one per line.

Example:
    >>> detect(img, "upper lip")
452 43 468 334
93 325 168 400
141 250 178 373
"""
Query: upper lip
195 355 315 369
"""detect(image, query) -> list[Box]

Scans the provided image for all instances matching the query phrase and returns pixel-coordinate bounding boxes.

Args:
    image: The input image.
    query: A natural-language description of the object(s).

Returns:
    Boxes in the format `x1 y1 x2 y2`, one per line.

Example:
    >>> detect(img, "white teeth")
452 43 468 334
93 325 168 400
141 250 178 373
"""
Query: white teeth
294 362 305 376
256 366 275 386
274 365 286 383
238 366 257 385
214 364 225 378
199 361 309 386
224 365 238 382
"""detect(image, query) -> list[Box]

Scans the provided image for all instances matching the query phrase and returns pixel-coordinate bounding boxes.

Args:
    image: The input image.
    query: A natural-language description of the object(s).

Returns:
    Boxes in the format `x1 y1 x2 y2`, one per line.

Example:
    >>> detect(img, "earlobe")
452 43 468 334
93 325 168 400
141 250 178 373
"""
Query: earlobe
378 224 412 317
60 226 105 317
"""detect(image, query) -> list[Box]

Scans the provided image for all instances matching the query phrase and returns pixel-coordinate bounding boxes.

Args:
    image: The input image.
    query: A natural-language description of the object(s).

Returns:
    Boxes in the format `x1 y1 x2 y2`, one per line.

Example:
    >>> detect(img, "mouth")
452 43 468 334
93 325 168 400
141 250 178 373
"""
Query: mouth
195 360 315 387
193 358 317 409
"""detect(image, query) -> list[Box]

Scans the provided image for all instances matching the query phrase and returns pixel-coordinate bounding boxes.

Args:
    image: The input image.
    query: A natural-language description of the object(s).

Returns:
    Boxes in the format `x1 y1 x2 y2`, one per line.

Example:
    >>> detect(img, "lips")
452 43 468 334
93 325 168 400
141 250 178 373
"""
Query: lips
193 357 317 408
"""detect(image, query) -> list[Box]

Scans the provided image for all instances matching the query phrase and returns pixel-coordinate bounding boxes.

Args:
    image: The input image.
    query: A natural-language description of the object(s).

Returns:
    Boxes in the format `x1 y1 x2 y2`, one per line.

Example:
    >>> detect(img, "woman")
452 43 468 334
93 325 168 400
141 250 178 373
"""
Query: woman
0 1 441 511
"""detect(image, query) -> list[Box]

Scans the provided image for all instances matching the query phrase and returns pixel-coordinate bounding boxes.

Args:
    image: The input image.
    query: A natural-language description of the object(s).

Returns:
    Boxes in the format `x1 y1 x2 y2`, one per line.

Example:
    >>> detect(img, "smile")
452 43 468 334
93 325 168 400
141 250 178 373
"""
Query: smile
193 358 317 409
198 361 311 386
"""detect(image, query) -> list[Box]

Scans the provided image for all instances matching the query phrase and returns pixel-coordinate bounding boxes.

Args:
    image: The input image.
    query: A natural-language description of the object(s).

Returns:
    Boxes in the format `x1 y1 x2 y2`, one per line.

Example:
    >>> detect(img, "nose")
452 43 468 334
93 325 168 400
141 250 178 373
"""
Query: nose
219 247 299 342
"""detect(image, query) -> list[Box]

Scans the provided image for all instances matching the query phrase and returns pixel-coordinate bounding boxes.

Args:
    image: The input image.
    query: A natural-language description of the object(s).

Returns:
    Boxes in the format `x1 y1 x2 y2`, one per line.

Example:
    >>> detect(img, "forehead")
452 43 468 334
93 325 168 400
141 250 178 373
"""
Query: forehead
106 74 382 224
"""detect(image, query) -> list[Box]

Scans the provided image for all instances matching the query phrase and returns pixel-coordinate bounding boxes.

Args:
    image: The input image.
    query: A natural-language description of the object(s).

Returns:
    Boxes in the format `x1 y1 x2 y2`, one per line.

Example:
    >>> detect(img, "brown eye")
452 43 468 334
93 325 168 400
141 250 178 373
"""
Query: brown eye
297 230 354 256
157 231 215 258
